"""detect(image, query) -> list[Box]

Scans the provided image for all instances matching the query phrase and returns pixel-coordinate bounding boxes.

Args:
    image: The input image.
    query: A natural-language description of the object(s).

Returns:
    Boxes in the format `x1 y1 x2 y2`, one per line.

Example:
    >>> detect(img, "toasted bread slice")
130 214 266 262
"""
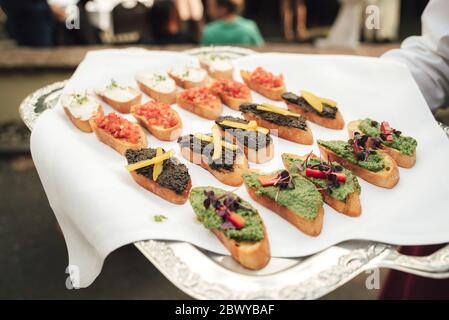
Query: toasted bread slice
318 144 400 189
200 61 233 80
96 87 141 114
90 116 147 155
136 78 176 105
282 153 361 217
169 68 208 89
240 70 285 101
179 146 248 186
347 120 416 168
130 104 182 141
210 79 252 111
63 104 103 133
176 88 223 120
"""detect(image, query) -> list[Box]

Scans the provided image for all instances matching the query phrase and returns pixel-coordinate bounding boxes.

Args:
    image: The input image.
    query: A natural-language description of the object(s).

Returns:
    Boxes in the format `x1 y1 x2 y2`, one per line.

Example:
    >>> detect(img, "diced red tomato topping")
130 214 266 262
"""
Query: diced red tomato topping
227 211 246 229
134 101 178 129
95 113 140 144
210 79 250 99
250 67 284 89
179 86 219 108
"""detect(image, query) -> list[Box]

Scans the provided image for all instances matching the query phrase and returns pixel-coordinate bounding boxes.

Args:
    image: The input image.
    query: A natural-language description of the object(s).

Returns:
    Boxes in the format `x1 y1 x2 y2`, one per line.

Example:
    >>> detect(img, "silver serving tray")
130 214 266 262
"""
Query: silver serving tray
19 47 449 300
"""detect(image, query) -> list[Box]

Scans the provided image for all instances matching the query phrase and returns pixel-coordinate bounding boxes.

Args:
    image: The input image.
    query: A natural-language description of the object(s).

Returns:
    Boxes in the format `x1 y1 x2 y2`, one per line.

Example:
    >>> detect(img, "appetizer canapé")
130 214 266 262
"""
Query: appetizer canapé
240 67 285 101
90 112 147 155
189 187 270 270
199 54 233 80
125 148 192 204
318 133 400 189
282 153 361 217
215 115 273 163
348 119 417 168
239 102 313 145
61 92 103 132
95 79 141 113
131 101 182 141
169 66 208 89
177 86 223 120
282 90 345 130
243 170 324 237
135 72 176 104
210 79 251 111
177 126 248 186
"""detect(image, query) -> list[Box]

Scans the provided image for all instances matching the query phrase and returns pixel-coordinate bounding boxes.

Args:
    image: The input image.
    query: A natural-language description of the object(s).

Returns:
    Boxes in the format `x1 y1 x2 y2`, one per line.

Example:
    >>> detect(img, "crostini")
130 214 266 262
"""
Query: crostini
176 86 223 120
242 169 324 237
169 66 208 89
240 67 285 101
90 112 147 155
61 92 103 133
317 134 400 189
189 187 270 269
95 79 142 113
282 91 345 130
135 71 176 104
131 101 182 141
199 54 233 80
348 118 417 168
215 115 274 163
282 153 362 217
177 126 248 187
210 79 252 111
125 148 192 204
239 102 313 145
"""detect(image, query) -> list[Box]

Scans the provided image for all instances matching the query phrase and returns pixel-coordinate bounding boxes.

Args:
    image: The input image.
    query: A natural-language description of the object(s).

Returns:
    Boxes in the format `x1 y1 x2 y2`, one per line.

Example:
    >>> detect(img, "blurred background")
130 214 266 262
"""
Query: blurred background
1 0 447 299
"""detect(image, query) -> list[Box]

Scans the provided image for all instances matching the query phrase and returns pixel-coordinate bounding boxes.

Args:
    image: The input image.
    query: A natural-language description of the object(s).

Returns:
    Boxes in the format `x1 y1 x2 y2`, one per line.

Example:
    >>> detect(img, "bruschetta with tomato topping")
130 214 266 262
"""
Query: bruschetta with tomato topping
210 79 251 111
61 92 103 133
169 66 208 89
189 187 270 270
135 72 177 105
125 148 192 204
95 79 141 114
176 86 223 120
90 112 147 155
199 54 234 80
131 101 182 141
240 67 285 101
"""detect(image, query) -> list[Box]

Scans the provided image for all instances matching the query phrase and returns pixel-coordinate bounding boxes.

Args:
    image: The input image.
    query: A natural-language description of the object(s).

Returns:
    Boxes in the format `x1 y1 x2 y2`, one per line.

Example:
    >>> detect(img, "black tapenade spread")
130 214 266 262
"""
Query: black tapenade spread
282 92 337 119
239 103 308 130
125 148 190 194
215 116 272 151
177 134 240 172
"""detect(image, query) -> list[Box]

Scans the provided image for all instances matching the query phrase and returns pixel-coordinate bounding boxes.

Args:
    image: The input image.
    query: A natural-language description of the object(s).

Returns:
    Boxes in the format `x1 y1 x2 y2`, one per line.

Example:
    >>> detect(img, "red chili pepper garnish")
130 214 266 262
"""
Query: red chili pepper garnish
380 121 393 141
305 168 347 183
258 174 279 187
227 211 246 229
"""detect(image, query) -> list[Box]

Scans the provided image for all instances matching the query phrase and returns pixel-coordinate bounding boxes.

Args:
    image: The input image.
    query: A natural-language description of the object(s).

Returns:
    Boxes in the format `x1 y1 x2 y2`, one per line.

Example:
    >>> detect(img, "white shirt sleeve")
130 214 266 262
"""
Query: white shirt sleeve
382 0 449 110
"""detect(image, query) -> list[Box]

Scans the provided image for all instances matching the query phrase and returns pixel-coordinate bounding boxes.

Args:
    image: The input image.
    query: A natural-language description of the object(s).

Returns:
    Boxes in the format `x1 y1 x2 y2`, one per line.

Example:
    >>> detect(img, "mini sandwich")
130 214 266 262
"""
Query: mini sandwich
177 125 248 186
239 102 313 145
282 90 345 130
176 86 223 120
189 187 270 269
215 115 274 163
61 92 103 132
95 79 141 113
169 66 208 89
347 118 417 168
135 71 177 104
282 152 362 217
318 133 400 189
131 101 182 141
210 79 252 111
240 67 285 101
199 54 234 80
90 112 147 155
242 169 324 237
125 148 192 204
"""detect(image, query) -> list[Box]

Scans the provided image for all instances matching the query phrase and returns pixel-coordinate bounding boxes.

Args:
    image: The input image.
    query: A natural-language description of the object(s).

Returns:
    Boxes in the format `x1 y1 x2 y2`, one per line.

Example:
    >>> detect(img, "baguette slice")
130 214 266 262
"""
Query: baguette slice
176 87 223 120
96 86 141 114
347 120 416 168
189 187 270 270
130 103 182 141
243 173 324 237
136 74 176 105
179 146 248 187
210 79 252 111
240 69 285 101
169 67 208 89
90 114 147 155
63 102 103 133
282 153 361 217
318 143 400 189
200 60 233 80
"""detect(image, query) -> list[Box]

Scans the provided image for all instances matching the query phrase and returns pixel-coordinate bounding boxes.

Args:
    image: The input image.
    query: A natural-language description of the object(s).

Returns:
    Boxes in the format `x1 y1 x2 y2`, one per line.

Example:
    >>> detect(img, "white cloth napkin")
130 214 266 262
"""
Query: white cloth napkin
31 49 449 287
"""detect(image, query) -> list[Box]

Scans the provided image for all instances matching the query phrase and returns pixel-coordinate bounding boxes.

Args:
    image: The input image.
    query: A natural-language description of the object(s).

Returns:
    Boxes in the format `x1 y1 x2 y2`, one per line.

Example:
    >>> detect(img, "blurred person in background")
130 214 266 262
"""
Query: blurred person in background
149 0 196 44
201 0 264 46
280 0 307 41
175 0 204 43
